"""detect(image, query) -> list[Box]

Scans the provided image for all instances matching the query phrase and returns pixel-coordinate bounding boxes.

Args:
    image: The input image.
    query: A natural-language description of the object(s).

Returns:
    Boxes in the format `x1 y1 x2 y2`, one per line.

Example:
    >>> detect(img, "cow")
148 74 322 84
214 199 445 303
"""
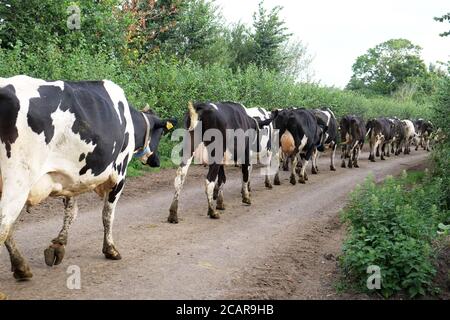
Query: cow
391 117 405 155
244 106 274 189
415 119 433 151
339 115 366 168
366 117 395 161
311 107 339 172
272 108 322 185
167 102 272 223
0 75 175 280
400 119 417 154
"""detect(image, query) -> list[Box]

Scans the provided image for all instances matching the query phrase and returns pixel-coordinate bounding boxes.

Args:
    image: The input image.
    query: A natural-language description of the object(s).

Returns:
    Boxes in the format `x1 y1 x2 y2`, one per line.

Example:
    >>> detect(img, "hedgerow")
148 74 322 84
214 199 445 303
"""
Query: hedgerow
0 42 432 168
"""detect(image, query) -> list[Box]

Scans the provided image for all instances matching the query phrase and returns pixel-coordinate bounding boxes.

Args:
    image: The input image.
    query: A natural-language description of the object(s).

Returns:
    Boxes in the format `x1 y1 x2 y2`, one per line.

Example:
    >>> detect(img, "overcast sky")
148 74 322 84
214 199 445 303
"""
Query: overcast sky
215 0 450 88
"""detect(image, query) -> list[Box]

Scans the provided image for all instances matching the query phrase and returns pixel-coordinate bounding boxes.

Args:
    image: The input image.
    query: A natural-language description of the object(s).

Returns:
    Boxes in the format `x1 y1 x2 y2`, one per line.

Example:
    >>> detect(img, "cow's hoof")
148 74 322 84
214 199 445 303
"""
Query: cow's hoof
381 157 385 161
348 161 353 168
330 166 336 171
208 208 220 219
312 167 318 174
216 201 225 211
274 176 281 185
298 176 306 184
242 197 251 205
354 163 359 168
44 243 66 266
167 214 179 224
168 201 179 223
12 264 33 281
341 162 346 168
103 246 122 260
0 292 7 300
265 181 273 189
289 175 297 185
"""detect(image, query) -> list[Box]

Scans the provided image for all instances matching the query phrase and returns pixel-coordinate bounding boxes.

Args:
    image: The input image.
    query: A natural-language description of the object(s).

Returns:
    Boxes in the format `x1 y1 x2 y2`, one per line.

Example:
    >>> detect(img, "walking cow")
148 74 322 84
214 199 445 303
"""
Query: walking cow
272 108 322 185
168 102 272 223
0 75 175 280
366 117 395 161
339 115 366 168
312 107 339 172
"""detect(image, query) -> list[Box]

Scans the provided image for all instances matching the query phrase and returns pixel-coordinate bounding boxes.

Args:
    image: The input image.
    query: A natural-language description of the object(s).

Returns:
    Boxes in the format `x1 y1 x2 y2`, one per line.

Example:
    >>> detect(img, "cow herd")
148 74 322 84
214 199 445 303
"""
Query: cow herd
0 76 436 282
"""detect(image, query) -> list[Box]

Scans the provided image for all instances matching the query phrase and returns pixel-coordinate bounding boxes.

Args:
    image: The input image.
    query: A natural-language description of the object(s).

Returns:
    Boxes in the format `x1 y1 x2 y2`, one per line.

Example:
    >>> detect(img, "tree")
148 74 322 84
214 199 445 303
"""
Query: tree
0 0 129 54
434 12 450 37
122 0 185 57
161 0 230 65
251 1 291 72
227 22 255 72
347 39 427 95
281 38 315 81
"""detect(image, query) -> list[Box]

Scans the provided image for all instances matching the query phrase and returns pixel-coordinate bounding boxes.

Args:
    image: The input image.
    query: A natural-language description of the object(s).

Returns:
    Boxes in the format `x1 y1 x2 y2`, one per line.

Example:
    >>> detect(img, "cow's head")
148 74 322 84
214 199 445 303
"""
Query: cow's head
141 106 177 167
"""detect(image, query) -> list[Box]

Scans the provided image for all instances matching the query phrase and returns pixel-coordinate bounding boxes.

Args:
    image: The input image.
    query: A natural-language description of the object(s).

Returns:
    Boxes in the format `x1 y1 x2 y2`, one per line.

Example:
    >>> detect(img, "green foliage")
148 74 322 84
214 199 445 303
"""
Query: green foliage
347 39 428 95
251 1 291 72
341 172 450 298
0 0 130 56
0 43 432 172
434 12 450 37
430 68 450 208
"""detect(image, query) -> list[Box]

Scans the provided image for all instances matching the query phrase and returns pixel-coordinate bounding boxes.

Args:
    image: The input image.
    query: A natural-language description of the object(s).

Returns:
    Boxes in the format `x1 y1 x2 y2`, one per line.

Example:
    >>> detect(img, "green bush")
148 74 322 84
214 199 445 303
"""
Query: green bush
340 172 449 298
0 43 433 171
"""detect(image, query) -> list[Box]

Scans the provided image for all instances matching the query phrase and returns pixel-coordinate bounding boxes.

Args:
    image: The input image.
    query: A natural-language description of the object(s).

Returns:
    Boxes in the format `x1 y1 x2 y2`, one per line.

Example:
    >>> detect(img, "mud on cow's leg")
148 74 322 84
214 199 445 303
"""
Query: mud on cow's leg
1 176 32 280
102 179 126 260
5 234 33 280
44 197 78 267
215 165 226 211
289 154 298 185
330 143 337 171
205 164 221 219
168 156 193 224
241 164 252 205
311 148 319 175
341 145 347 168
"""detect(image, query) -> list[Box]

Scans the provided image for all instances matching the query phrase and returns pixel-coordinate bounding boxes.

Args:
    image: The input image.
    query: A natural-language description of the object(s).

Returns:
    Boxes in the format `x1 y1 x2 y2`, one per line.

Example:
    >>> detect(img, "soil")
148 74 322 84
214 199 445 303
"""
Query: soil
0 149 445 300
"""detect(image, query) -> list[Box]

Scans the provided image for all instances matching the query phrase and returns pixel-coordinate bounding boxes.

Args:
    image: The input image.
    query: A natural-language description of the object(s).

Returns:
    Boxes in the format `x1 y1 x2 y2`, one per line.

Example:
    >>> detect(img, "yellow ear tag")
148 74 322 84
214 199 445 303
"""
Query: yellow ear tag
166 122 174 130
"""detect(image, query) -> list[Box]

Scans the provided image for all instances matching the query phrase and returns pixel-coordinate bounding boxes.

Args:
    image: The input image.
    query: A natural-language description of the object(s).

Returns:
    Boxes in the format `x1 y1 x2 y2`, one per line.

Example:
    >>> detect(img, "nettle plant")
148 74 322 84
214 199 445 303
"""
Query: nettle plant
340 172 449 298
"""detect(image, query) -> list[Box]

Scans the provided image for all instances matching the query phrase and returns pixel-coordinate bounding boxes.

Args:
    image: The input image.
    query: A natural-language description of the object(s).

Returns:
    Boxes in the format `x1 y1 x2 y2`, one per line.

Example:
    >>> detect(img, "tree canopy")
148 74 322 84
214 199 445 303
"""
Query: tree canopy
346 39 428 95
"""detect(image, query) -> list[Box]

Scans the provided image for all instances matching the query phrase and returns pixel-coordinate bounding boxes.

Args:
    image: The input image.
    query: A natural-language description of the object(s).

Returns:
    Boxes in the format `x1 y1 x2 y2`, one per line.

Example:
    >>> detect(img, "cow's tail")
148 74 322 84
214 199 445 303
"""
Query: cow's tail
187 101 199 131
0 87 20 159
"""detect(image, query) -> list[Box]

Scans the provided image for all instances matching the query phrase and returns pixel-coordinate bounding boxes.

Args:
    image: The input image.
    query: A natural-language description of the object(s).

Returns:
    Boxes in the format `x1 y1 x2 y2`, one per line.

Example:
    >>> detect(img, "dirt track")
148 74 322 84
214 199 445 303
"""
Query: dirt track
0 150 429 299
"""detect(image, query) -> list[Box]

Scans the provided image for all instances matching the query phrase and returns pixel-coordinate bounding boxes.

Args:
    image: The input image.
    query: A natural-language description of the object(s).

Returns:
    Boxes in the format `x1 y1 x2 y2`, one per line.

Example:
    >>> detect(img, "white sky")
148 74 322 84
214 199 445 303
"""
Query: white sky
215 0 450 88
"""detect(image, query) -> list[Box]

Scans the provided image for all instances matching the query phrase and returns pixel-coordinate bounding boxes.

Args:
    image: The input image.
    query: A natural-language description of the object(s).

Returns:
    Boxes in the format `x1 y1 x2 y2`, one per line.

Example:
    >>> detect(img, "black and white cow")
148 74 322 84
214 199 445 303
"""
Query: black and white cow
312 107 339 172
414 119 433 151
339 115 366 168
0 75 175 280
366 117 395 161
391 117 405 155
272 108 322 185
168 101 272 223
245 106 274 189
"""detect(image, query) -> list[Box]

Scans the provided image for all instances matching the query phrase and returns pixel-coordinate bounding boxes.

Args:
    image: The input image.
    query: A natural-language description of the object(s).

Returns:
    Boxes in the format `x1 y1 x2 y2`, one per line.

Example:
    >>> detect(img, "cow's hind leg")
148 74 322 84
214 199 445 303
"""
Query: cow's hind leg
0 177 32 280
102 179 126 260
215 166 226 210
168 156 193 223
311 148 319 174
241 164 252 205
289 154 298 185
5 234 32 280
341 144 347 168
205 164 221 219
44 197 78 266
330 143 337 171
